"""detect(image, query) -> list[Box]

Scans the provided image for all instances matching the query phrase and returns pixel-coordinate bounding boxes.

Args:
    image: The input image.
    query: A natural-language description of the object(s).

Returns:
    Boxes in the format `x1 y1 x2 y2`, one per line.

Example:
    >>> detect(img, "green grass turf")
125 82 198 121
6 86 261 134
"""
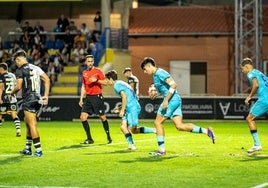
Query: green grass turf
0 119 268 188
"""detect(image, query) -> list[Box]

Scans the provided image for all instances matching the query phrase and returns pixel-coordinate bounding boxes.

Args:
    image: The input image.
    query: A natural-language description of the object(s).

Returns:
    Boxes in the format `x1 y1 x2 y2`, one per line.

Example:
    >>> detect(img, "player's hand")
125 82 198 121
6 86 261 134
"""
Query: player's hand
119 109 125 117
245 96 251 106
0 99 3 104
79 100 83 107
42 96 48 105
112 107 120 113
89 77 98 83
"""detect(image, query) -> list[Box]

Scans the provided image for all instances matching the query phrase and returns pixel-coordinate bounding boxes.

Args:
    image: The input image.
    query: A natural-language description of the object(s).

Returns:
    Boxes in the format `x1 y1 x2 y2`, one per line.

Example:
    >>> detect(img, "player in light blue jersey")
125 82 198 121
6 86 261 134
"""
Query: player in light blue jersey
240 58 268 153
141 57 215 156
105 70 155 150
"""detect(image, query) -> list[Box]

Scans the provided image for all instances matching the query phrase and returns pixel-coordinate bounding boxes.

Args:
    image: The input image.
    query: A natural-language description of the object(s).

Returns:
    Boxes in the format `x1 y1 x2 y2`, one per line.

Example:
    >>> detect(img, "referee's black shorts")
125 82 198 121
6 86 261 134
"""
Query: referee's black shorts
81 94 106 116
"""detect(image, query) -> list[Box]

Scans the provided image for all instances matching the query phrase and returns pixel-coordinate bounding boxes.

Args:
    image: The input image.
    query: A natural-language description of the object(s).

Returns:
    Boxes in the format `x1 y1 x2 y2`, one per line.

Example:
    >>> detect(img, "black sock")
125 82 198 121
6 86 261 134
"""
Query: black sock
33 137 42 152
26 136 32 149
13 117 21 130
102 120 111 140
82 121 93 140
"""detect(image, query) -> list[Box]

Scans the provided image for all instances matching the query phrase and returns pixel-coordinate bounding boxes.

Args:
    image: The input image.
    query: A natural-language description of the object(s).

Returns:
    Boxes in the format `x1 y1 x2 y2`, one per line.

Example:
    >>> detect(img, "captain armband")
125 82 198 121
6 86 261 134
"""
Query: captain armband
168 81 175 86
168 88 175 94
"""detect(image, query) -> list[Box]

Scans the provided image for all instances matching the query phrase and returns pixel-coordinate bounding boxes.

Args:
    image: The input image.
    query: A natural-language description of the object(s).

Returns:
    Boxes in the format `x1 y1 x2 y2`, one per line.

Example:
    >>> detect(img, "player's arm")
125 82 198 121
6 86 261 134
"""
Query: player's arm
245 78 258 106
10 78 23 96
162 77 177 109
40 72 50 105
79 84 86 107
119 91 127 117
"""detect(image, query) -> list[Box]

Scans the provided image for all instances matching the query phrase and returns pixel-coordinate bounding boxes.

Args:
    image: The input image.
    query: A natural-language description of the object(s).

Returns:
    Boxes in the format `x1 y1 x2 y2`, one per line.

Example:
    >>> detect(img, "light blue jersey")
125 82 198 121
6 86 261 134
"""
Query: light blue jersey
114 80 141 126
153 68 182 118
247 69 268 116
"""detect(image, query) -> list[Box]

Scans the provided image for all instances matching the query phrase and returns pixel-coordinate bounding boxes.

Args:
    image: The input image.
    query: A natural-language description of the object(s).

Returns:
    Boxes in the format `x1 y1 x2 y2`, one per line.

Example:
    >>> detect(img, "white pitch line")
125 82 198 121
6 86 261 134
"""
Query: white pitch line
252 182 268 188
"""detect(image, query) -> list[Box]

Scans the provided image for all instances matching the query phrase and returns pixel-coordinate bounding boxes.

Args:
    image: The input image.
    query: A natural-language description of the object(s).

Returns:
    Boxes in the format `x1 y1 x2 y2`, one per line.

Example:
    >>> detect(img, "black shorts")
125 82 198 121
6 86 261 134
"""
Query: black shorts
82 94 106 116
22 93 42 113
0 102 18 114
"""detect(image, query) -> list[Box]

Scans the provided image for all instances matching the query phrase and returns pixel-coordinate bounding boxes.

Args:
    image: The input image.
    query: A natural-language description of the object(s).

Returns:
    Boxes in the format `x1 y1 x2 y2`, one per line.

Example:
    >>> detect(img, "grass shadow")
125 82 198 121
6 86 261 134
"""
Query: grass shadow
84 149 136 156
0 155 24 165
57 143 106 151
240 153 268 162
119 155 180 163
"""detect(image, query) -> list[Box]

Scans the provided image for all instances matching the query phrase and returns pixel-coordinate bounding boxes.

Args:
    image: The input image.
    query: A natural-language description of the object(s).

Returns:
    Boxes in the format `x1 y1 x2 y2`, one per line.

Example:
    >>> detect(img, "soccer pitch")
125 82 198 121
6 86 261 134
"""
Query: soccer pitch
0 120 268 188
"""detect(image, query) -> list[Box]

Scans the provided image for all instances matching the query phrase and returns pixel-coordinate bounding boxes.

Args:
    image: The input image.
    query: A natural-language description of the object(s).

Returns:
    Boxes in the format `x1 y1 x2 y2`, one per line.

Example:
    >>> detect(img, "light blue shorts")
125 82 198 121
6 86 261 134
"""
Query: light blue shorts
250 99 268 117
157 97 182 118
122 107 140 127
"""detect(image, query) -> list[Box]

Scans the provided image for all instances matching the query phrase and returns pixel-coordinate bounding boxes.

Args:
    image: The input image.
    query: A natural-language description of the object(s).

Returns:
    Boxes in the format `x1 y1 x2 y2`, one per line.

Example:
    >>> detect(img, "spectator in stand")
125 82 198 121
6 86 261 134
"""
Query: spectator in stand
93 11 102 34
22 21 34 33
68 21 78 34
72 42 85 64
57 14 69 32
32 53 42 66
60 43 70 65
8 42 20 56
20 30 31 51
30 44 40 58
74 30 87 47
33 32 45 47
63 29 74 62
39 43 48 58
33 21 46 43
91 31 100 43
33 21 44 33
86 41 96 56
53 50 65 75
47 60 57 90
80 23 91 47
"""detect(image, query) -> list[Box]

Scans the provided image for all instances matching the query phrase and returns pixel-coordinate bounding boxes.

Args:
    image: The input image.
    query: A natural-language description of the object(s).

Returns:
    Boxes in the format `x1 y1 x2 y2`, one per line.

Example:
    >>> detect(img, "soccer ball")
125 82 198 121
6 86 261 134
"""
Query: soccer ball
148 84 158 99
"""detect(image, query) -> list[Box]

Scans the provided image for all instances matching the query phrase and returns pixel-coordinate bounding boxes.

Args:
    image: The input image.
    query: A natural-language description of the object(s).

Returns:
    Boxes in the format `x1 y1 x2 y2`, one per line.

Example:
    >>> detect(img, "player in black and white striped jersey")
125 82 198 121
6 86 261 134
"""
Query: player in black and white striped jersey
10 49 50 157
0 62 21 136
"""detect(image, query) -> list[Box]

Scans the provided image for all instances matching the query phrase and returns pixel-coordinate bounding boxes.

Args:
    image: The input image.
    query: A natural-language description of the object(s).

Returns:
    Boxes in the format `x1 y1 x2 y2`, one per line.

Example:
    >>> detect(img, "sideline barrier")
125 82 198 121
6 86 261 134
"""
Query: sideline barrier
12 96 266 121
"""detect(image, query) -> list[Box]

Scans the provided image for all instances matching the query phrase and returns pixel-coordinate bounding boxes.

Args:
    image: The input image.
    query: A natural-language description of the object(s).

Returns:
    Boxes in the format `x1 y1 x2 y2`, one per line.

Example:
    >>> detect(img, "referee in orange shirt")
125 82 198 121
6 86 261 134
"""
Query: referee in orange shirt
79 55 112 144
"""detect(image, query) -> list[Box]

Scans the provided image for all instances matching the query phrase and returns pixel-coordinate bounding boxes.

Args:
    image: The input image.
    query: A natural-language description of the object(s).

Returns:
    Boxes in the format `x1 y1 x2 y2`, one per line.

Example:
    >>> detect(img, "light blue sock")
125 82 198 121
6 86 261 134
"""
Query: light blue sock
191 125 206 133
251 130 261 146
125 133 134 145
157 135 165 151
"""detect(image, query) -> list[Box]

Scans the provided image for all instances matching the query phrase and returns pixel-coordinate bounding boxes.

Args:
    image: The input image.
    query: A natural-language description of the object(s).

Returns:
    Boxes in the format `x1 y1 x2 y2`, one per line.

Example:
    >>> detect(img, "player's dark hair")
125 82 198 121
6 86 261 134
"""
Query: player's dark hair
0 63 8 70
105 70 118 81
241 58 253 66
141 57 156 70
85 54 94 59
12 49 27 61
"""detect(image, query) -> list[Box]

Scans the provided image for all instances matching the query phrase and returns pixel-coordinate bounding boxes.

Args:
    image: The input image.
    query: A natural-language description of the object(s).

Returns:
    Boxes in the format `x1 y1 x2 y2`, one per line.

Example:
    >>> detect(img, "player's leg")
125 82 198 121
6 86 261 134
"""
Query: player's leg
245 113 262 153
95 95 112 144
171 115 215 143
128 109 155 134
80 111 94 144
246 101 268 153
20 120 33 155
99 114 112 144
10 111 21 137
120 118 135 150
149 114 167 156
24 110 42 157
